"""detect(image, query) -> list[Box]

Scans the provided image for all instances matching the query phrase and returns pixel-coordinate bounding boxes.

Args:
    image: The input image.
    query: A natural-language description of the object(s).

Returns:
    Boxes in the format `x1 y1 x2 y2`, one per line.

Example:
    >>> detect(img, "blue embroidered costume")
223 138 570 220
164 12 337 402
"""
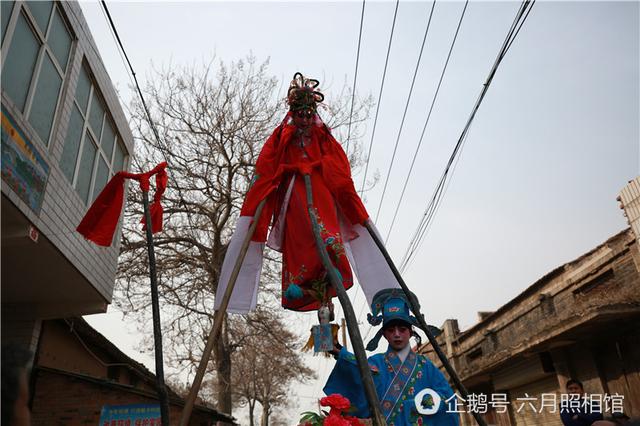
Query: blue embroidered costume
324 289 459 426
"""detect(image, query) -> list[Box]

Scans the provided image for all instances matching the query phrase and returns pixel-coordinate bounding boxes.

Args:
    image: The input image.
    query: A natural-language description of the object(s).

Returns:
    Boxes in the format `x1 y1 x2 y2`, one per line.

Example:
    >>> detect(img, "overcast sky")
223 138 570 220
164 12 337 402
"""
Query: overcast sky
80 0 639 422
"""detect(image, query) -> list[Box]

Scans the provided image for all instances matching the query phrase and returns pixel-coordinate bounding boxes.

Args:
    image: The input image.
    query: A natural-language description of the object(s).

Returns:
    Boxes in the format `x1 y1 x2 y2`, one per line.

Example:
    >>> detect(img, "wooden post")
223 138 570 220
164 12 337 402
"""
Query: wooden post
141 191 170 426
179 199 267 426
341 318 347 351
304 175 386 426
364 221 488 426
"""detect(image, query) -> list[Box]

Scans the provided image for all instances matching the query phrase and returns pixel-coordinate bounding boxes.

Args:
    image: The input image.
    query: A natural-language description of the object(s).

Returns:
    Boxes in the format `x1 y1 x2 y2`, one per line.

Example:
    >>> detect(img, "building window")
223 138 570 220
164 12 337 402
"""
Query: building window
60 64 128 205
1 1 14 43
1 1 72 147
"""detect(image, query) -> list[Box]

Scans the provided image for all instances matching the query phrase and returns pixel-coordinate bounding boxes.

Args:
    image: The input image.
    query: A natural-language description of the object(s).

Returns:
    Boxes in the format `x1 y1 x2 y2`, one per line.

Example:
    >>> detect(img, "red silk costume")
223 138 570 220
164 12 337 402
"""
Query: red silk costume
240 113 369 311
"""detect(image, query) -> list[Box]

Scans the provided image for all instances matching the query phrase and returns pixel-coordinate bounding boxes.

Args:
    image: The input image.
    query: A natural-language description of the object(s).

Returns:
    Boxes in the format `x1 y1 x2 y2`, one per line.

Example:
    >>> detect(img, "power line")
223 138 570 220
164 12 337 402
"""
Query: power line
373 0 439 222
100 1 200 238
355 0 433 328
358 0 400 194
345 0 366 155
100 1 157 145
400 1 535 271
352 0 401 328
400 0 536 272
383 0 468 243
98 3 136 92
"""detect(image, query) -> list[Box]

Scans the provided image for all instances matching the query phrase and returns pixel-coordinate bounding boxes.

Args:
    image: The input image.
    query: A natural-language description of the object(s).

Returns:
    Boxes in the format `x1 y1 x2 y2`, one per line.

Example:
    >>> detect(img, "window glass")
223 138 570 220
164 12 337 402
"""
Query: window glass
60 105 84 182
1 12 40 111
88 92 105 139
47 7 71 71
1 1 14 43
25 1 52 36
75 67 91 114
101 119 116 160
76 132 97 203
28 52 62 144
92 155 109 201
113 141 127 172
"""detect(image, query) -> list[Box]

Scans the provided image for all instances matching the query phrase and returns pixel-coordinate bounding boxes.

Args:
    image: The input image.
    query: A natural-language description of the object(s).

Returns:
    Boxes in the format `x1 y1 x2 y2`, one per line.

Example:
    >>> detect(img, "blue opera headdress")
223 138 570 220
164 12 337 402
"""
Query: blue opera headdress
365 288 419 351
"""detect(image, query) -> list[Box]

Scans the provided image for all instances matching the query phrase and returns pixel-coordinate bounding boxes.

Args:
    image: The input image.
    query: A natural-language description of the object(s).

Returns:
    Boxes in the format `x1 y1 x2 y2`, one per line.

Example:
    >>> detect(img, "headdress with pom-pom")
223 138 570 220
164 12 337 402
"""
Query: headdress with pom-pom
287 72 325 112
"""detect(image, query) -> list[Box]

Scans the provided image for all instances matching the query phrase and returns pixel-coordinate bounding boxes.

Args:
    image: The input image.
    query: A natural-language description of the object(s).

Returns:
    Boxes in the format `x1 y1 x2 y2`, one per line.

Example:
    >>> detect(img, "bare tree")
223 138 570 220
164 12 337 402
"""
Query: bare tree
231 310 316 426
116 54 372 418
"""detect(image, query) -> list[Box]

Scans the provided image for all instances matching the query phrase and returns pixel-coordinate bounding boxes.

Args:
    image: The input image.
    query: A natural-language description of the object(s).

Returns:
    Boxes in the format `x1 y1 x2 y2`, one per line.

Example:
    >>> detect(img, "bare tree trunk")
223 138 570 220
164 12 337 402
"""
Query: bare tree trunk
248 400 255 426
215 315 233 420
260 401 270 426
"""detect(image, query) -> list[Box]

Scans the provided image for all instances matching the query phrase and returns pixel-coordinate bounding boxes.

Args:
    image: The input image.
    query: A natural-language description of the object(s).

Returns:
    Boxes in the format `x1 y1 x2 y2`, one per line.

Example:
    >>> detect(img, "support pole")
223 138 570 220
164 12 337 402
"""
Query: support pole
364 221 488 426
141 190 170 426
304 175 386 426
341 318 347 351
180 199 267 426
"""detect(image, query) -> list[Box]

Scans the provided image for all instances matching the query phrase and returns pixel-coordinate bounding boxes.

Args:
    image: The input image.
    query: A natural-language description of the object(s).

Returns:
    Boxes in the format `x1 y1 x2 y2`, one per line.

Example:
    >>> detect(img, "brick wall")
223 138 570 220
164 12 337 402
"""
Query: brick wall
31 369 222 426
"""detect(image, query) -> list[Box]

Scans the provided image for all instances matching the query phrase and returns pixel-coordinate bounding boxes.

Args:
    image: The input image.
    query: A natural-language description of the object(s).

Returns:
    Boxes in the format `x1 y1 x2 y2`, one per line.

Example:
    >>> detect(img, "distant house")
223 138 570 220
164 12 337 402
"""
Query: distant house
420 178 640 426
1 1 132 353
31 317 235 425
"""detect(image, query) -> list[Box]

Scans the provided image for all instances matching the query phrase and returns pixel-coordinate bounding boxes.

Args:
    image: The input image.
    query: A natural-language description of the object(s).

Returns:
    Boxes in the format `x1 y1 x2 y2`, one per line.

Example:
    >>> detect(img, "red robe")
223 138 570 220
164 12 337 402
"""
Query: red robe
240 114 369 311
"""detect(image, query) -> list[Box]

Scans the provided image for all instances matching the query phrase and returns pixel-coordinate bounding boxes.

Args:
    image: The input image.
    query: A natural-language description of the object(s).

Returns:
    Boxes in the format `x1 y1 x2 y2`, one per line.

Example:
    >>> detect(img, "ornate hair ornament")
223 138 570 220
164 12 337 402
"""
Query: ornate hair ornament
287 72 325 112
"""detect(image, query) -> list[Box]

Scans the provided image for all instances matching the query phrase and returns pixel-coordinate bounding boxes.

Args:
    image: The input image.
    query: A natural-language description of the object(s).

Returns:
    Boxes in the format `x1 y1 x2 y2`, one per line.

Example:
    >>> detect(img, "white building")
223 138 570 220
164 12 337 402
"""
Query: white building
1 1 133 353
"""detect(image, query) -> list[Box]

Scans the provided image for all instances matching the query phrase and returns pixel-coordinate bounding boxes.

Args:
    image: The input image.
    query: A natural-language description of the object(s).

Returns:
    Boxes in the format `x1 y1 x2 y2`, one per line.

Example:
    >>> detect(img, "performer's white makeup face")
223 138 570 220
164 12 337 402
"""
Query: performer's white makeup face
383 324 411 351
292 108 314 129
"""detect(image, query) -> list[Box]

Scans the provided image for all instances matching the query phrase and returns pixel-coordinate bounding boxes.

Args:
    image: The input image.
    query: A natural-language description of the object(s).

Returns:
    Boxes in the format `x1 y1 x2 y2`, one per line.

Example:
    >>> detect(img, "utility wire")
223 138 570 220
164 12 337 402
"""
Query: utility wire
355 0 431 327
400 0 536 272
383 0 468 243
400 0 533 271
100 1 160 151
373 0 439 222
100 1 199 237
98 3 136 91
345 0 367 154
352 0 401 328
359 0 400 194
401 1 531 270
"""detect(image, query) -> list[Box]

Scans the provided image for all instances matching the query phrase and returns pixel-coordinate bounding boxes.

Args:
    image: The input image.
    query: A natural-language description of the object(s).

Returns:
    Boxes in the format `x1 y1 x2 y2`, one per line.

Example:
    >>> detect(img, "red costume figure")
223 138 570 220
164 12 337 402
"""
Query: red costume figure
215 73 399 314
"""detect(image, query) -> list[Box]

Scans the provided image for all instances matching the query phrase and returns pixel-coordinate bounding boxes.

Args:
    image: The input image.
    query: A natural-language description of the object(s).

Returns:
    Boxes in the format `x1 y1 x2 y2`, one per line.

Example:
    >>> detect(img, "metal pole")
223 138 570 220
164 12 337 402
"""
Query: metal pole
180 199 267 426
141 190 170 426
303 175 386 426
364 221 488 426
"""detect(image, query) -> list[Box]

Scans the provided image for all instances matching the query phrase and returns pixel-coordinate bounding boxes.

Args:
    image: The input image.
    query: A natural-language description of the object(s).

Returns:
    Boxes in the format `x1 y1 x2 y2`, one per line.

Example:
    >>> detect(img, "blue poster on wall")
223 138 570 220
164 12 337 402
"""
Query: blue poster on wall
1 106 49 214
98 403 162 426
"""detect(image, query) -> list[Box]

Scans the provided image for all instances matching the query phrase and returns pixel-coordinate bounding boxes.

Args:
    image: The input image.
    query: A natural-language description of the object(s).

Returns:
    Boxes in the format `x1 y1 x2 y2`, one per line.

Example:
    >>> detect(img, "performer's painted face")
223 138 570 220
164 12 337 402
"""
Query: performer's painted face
383 323 411 351
292 108 314 129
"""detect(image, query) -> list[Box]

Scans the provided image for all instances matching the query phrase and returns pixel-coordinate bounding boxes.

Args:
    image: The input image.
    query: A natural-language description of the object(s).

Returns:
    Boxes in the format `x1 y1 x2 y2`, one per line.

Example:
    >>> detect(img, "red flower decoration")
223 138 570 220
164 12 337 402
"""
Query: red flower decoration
343 416 365 426
323 414 350 426
320 394 351 412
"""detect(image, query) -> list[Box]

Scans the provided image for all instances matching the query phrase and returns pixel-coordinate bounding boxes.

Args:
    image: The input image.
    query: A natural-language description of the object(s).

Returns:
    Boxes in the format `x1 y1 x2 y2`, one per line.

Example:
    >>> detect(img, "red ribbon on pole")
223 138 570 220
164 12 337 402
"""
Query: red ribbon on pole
77 162 168 247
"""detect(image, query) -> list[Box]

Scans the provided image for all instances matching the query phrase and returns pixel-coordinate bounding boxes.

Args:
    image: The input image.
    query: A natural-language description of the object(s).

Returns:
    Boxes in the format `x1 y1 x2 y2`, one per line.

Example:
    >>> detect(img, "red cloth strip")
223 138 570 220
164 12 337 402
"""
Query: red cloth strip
76 162 168 247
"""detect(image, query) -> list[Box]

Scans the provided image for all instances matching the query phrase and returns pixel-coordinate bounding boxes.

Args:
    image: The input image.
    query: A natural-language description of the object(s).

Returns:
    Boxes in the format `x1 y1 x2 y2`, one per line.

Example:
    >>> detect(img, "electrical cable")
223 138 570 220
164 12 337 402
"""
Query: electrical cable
383 0 468 243
400 0 536 272
373 0 440 222
100 1 201 242
358 0 400 194
354 0 436 332
345 0 367 155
